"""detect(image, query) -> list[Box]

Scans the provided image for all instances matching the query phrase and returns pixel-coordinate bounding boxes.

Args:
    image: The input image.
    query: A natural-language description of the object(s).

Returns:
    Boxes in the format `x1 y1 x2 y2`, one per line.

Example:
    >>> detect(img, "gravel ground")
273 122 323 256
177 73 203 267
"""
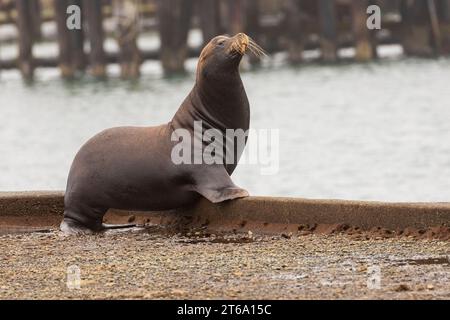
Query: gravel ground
0 228 449 299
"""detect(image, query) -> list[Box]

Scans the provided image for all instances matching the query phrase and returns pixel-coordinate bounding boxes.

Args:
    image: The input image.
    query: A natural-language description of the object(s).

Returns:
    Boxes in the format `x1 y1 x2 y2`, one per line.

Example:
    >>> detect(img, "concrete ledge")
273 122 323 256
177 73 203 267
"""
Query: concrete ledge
0 191 64 217
0 191 449 232
185 197 450 230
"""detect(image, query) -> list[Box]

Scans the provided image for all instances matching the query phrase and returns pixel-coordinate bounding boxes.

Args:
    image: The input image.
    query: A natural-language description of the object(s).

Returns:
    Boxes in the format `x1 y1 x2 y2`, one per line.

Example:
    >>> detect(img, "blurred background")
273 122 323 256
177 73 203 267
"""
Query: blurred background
1 0 450 202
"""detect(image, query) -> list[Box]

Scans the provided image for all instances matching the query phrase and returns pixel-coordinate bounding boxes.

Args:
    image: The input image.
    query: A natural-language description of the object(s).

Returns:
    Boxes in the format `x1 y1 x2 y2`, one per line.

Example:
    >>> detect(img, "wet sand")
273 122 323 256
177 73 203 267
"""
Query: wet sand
0 229 449 299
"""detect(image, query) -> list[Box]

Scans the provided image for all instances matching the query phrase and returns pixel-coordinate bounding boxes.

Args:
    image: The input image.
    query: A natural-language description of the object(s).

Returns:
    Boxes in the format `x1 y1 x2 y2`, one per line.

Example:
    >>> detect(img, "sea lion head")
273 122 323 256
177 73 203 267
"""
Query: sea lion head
196 33 263 79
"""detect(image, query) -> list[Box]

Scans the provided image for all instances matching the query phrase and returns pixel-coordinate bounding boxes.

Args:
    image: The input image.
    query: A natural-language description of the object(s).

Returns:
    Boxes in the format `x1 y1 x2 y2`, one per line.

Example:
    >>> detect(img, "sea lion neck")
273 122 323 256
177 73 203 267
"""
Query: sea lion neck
196 68 246 112
171 69 249 133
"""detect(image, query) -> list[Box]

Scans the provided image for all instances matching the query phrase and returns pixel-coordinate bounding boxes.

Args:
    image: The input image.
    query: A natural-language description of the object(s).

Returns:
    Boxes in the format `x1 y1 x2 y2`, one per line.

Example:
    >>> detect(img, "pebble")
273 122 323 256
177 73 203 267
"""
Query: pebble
0 231 448 299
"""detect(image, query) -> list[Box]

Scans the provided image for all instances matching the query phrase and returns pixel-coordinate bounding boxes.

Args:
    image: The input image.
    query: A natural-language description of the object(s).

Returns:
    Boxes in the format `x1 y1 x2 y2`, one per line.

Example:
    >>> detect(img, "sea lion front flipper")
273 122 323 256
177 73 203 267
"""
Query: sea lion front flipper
197 186 249 203
191 166 249 203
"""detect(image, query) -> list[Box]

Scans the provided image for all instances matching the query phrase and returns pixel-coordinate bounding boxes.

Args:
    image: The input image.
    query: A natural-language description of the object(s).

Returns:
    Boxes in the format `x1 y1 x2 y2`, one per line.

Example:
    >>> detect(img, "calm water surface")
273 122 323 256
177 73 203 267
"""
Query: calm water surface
1 57 450 202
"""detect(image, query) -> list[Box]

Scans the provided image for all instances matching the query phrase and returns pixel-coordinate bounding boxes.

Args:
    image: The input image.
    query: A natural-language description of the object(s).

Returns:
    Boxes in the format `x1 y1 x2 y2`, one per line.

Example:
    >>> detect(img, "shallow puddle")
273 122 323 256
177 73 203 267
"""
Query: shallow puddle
394 256 450 266
0 226 53 235
176 236 257 244
403 257 450 266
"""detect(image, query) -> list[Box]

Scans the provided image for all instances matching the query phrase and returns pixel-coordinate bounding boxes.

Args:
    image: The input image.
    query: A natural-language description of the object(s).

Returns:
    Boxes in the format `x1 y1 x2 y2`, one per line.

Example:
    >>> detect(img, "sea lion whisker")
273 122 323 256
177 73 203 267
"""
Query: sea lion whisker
248 37 267 56
229 41 240 55
247 45 259 57
248 40 267 57
237 41 246 54
248 42 263 54
235 43 242 54
244 45 258 57
247 44 265 58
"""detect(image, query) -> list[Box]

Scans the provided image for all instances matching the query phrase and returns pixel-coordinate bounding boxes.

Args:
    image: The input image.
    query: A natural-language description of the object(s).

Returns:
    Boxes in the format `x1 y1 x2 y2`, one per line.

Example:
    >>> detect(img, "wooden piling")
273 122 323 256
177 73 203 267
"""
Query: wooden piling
4 0 450 77
427 0 442 55
441 0 450 22
229 0 245 35
82 0 106 77
401 0 433 57
15 0 34 79
113 0 141 79
198 0 222 44
284 0 303 64
439 0 450 54
55 0 74 78
30 0 42 40
68 0 86 72
157 0 193 75
245 0 262 65
318 0 338 62
351 0 374 62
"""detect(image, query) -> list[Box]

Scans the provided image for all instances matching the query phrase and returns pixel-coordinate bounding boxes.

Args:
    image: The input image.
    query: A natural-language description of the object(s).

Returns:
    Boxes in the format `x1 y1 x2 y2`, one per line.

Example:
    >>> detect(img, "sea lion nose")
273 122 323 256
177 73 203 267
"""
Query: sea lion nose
235 33 249 53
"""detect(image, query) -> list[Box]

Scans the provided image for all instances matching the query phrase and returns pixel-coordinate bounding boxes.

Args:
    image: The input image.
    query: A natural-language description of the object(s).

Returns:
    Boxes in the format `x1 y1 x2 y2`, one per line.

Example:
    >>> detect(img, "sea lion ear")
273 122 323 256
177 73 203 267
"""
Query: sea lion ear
189 165 249 203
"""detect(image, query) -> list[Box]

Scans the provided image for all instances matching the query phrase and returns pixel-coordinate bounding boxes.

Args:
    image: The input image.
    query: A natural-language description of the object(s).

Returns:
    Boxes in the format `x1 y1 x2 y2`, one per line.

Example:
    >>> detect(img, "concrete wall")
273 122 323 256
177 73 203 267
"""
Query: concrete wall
1 191 449 232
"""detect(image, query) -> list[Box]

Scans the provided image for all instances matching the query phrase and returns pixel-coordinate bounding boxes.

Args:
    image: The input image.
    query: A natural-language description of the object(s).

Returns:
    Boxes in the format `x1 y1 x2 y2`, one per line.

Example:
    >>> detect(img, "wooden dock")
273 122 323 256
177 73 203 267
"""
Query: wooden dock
0 0 449 79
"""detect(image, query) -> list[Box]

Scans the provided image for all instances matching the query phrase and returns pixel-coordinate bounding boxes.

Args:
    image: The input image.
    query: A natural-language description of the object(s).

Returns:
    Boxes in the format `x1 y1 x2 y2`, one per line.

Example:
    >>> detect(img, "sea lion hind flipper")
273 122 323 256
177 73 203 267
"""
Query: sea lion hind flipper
61 218 136 235
60 217 96 235
191 166 249 203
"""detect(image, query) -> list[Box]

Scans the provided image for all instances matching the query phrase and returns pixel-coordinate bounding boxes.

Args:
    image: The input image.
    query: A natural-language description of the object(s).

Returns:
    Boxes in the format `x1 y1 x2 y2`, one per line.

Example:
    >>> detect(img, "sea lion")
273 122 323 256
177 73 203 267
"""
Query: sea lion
61 33 264 234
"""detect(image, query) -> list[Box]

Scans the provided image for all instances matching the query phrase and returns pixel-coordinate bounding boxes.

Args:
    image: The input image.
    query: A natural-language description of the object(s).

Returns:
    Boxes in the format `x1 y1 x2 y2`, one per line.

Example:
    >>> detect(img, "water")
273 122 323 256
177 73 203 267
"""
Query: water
1 56 450 202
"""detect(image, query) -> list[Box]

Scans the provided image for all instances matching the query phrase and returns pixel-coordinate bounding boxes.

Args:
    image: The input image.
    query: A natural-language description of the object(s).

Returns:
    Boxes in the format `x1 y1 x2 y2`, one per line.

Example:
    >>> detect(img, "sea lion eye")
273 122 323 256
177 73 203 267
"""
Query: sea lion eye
217 40 225 47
